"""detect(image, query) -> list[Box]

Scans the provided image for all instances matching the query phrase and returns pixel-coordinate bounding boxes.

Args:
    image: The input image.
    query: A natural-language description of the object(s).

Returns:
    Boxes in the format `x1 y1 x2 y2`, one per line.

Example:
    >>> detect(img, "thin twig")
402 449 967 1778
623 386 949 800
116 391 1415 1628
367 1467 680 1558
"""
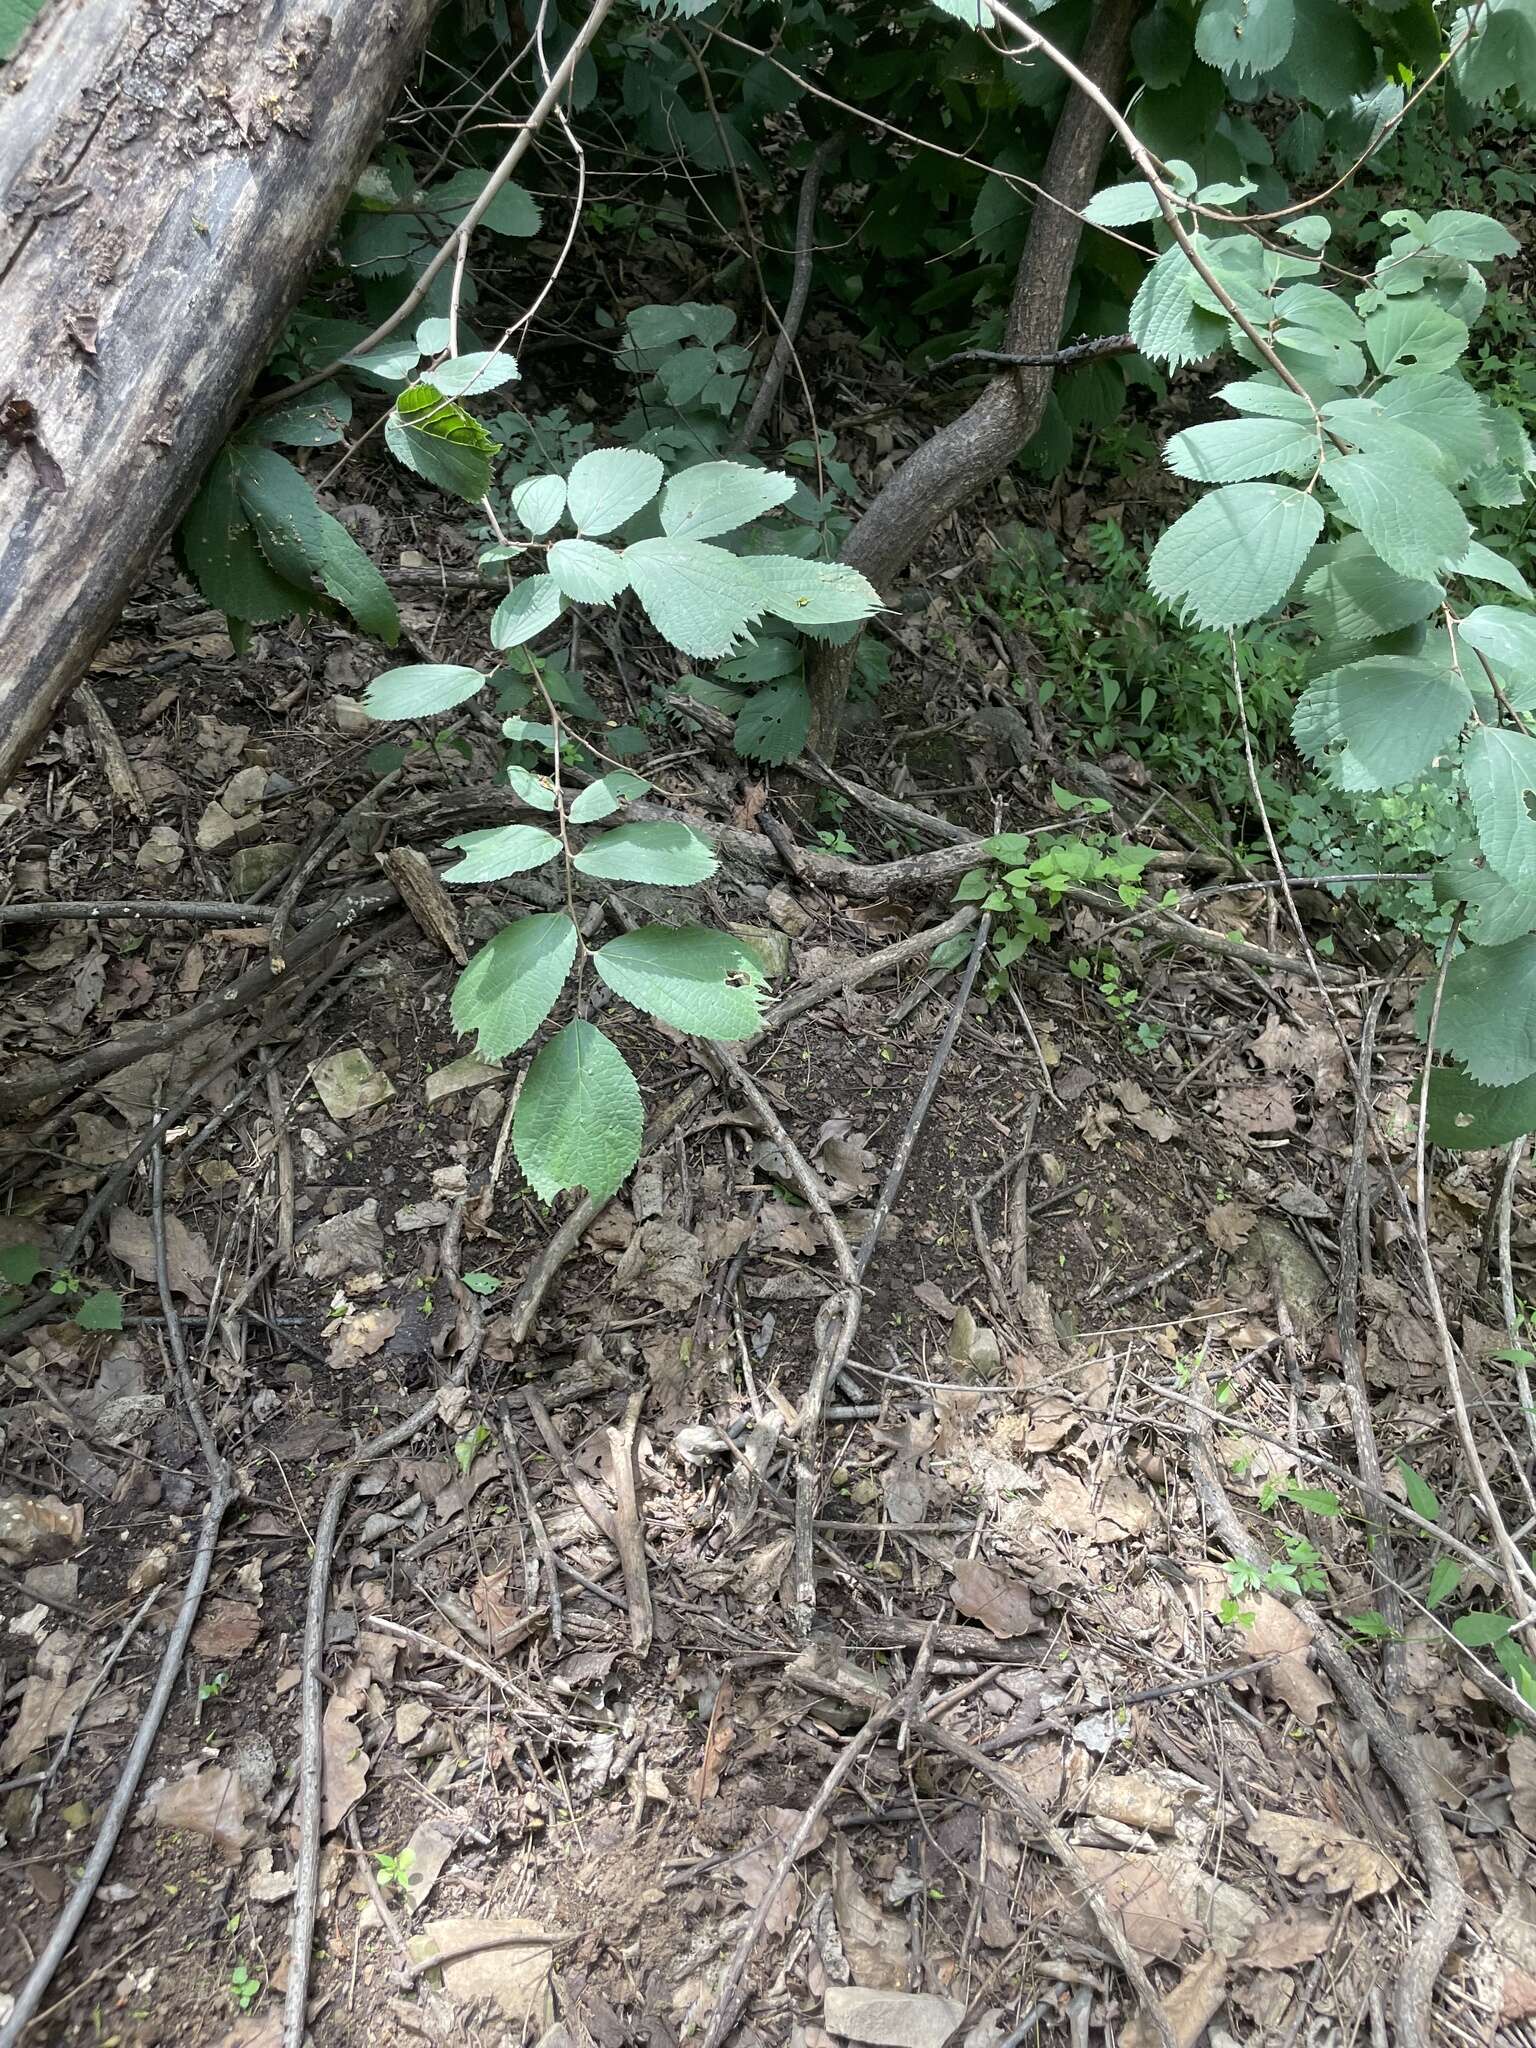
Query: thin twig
607 1388 654 1655
0 900 270 927
732 134 843 452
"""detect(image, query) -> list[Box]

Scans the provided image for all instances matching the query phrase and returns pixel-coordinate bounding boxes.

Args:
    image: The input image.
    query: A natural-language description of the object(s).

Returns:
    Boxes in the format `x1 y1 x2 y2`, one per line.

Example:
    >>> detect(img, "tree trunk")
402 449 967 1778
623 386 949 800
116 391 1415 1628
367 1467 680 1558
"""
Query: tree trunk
805 0 1137 755
0 0 441 793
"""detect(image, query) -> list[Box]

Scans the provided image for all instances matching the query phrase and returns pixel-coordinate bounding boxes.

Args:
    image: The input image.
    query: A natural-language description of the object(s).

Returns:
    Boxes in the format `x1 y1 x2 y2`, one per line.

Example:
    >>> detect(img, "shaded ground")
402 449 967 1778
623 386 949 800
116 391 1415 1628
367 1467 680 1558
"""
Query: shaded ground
3 529 1536 2048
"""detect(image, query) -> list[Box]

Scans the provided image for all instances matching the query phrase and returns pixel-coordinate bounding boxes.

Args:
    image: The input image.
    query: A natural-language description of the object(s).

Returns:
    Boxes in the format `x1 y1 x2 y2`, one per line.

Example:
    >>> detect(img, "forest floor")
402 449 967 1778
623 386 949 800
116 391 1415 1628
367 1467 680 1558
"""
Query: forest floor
3 470 1536 2048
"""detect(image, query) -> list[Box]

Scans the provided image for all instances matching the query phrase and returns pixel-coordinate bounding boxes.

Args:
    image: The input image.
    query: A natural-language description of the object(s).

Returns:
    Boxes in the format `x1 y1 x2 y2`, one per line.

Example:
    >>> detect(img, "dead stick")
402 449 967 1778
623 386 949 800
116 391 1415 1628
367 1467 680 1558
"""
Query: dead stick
607 1388 654 1655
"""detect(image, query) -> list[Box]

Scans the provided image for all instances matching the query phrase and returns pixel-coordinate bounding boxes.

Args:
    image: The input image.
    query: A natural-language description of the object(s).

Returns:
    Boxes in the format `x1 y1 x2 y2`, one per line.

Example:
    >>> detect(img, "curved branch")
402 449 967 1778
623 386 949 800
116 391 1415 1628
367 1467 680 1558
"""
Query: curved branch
732 134 843 454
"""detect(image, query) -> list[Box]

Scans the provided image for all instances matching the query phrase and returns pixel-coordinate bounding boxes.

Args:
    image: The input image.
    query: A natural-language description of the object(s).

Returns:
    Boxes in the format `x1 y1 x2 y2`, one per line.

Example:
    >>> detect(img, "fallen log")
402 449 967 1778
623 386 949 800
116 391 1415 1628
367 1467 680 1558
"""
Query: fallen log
0 0 440 792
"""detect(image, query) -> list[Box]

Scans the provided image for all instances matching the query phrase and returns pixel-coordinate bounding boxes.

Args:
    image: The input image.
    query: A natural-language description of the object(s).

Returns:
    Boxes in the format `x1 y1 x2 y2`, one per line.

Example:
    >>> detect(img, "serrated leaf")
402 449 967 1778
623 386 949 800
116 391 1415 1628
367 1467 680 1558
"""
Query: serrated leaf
1083 181 1163 227
363 663 486 719
734 678 812 764
423 169 541 237
1292 656 1470 789
506 763 558 811
572 821 717 885
1464 726 1536 886
1458 607 1536 708
1435 847 1536 945
451 913 577 1058
1422 208 1520 262
1218 378 1320 422
1130 243 1229 370
1284 0 1373 105
735 555 883 630
1195 0 1294 74
492 574 564 650
718 637 801 683
427 350 521 399
1455 539 1534 599
229 444 399 642
623 537 766 657
1321 397 1452 479
1425 935 1536 1085
1164 416 1317 482
594 925 766 1038
1149 482 1322 628
441 823 563 883
75 1289 124 1332
1397 1456 1439 1522
1303 537 1442 640
569 771 650 823
566 448 664 535
547 538 630 604
1325 452 1469 581
659 461 796 541
1427 1065 1536 1148
385 384 496 500
1373 375 1493 479
1427 1556 1463 1608
255 382 353 447
512 475 567 536
513 1020 643 1202
1364 298 1470 377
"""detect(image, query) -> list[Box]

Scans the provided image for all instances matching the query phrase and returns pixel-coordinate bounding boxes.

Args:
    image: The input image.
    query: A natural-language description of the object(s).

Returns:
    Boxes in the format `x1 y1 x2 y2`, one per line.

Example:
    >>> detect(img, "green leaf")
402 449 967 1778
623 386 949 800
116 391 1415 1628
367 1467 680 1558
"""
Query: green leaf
1422 209 1520 262
461 1271 500 1294
426 351 521 399
1083 182 1164 227
385 384 496 500
1219 378 1319 422
506 764 558 811
572 821 717 885
75 1288 124 1332
1163 416 1317 483
451 913 577 1058
1284 0 1373 105
624 538 766 657
491 574 564 650
731 555 883 630
566 448 664 536
1363 299 1470 378
254 382 353 448
594 926 766 1039
1373 376 1493 479
512 475 567 536
1302 538 1442 640
1325 453 1469 581
547 539 630 605
0 1244 44 1286
1429 1063 1536 1147
441 824 563 883
1427 1556 1463 1609
1132 4 1193 85
1148 483 1322 629
1452 1611 1513 1648
1195 0 1295 75
363 663 485 720
1321 397 1452 480
569 771 650 823
1130 244 1229 370
233 444 399 641
1457 608 1536 709
1287 1485 1341 1514
1434 847 1536 944
422 169 541 237
180 451 310 624
0 0 47 59
1397 1456 1440 1523
660 462 796 541
735 678 812 764
718 637 800 683
503 716 555 749
1292 657 1471 790
1453 0 1536 109
1464 727 1536 886
513 1021 643 1203
1427 936 1536 1085
1455 539 1534 599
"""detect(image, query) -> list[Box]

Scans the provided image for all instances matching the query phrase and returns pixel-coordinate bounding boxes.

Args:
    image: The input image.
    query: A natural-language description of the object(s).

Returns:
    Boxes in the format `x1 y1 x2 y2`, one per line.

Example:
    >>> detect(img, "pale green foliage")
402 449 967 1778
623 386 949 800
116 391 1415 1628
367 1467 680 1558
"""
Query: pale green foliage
514 1021 644 1205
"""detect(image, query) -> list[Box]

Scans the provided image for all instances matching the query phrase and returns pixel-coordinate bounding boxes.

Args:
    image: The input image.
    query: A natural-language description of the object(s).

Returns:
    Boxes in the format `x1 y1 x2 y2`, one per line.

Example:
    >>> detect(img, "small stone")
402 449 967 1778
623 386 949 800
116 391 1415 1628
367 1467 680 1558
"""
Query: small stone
824 1988 968 2048
765 885 812 936
311 1049 395 1121
229 842 296 896
134 825 184 874
729 923 790 979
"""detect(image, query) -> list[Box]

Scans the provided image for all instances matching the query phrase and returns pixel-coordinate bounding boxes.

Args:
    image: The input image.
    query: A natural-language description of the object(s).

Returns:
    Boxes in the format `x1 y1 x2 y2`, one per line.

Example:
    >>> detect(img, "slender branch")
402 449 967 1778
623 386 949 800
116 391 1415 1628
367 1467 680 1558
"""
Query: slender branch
732 134 843 453
932 331 1133 374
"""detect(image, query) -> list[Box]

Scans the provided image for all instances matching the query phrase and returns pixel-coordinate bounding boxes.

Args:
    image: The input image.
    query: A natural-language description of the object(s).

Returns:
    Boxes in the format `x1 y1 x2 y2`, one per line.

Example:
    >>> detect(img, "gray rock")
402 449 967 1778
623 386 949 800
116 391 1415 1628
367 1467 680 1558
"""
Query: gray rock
229 841 296 896
824 1988 968 2048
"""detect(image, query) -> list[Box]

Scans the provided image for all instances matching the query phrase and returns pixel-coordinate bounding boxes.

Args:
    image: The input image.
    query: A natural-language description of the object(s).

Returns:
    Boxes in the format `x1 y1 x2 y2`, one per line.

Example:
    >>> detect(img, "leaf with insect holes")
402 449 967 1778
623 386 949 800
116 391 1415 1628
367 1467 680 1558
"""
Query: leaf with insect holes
385 384 496 500
492 574 564 650
451 913 577 1059
566 448 664 535
506 764 558 811
1428 1065 1536 1148
1292 657 1471 791
1463 726 1536 886
735 679 811 764
512 475 566 536
1149 483 1322 628
75 1289 124 1331
441 824 562 883
1163 416 1318 483
573 821 717 885
594 926 766 1039
1195 0 1294 74
547 539 630 605
1364 299 1470 378
659 462 796 541
1325 453 1469 581
363 664 486 719
1421 935 1536 1085
426 351 520 399
1397 1457 1439 1523
514 1020 643 1202
1427 1556 1462 1608
569 771 650 823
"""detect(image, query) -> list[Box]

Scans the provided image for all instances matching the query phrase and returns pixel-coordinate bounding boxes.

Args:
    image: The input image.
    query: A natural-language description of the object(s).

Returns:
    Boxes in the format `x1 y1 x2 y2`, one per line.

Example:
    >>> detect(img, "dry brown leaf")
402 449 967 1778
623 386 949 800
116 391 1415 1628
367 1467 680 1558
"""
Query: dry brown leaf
949 1558 1041 1639
1083 1772 1180 1835
689 1678 736 1804
326 1305 399 1369
1123 1950 1226 2048
108 1208 216 1304
1240 1903 1334 1970
1205 1203 1257 1253
1034 1467 1154 1541
310 1047 395 1120
299 1201 384 1283
321 1691 369 1835
191 1598 262 1661
736 1807 829 1938
831 1839 909 1991
614 1220 705 1309
1247 1811 1399 1901
1069 1847 1200 1961
1511 1735 1536 1838
146 1763 251 1860
410 1917 554 2025
1216 1080 1298 1134
1194 1568 1332 1726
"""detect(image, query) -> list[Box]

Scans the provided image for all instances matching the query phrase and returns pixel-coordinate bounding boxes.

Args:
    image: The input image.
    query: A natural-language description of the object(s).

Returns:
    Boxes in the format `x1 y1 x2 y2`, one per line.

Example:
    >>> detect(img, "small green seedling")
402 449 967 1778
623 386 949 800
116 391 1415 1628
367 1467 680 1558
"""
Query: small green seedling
229 1962 261 2012
372 1845 417 1896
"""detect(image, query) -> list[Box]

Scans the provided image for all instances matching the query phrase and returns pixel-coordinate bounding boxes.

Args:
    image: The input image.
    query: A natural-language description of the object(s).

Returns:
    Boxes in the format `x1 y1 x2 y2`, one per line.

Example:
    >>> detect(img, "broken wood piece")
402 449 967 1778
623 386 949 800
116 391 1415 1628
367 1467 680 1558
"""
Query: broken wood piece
375 845 468 963
607 1388 653 1656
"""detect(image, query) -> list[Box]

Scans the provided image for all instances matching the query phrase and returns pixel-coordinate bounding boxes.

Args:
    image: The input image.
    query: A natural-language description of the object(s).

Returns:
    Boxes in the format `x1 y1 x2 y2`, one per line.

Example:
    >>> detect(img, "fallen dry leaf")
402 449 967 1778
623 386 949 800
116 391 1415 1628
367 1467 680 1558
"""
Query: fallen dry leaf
1205 1203 1257 1253
109 1208 216 1304
822 1987 965 2048
1069 1847 1200 1961
410 1917 554 2025
191 1598 262 1661
832 1838 909 1991
1510 1735 1536 1838
146 1763 251 1860
689 1677 735 1804
614 1219 705 1310
321 1691 369 1835
326 1305 400 1369
1123 1950 1226 2048
300 1201 384 1283
310 1047 395 1121
950 1558 1041 1638
1241 1902 1334 1970
1247 1811 1399 1901
1083 1771 1181 1835
1034 1467 1154 1541
1195 1568 1333 1726
1217 1080 1298 1134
